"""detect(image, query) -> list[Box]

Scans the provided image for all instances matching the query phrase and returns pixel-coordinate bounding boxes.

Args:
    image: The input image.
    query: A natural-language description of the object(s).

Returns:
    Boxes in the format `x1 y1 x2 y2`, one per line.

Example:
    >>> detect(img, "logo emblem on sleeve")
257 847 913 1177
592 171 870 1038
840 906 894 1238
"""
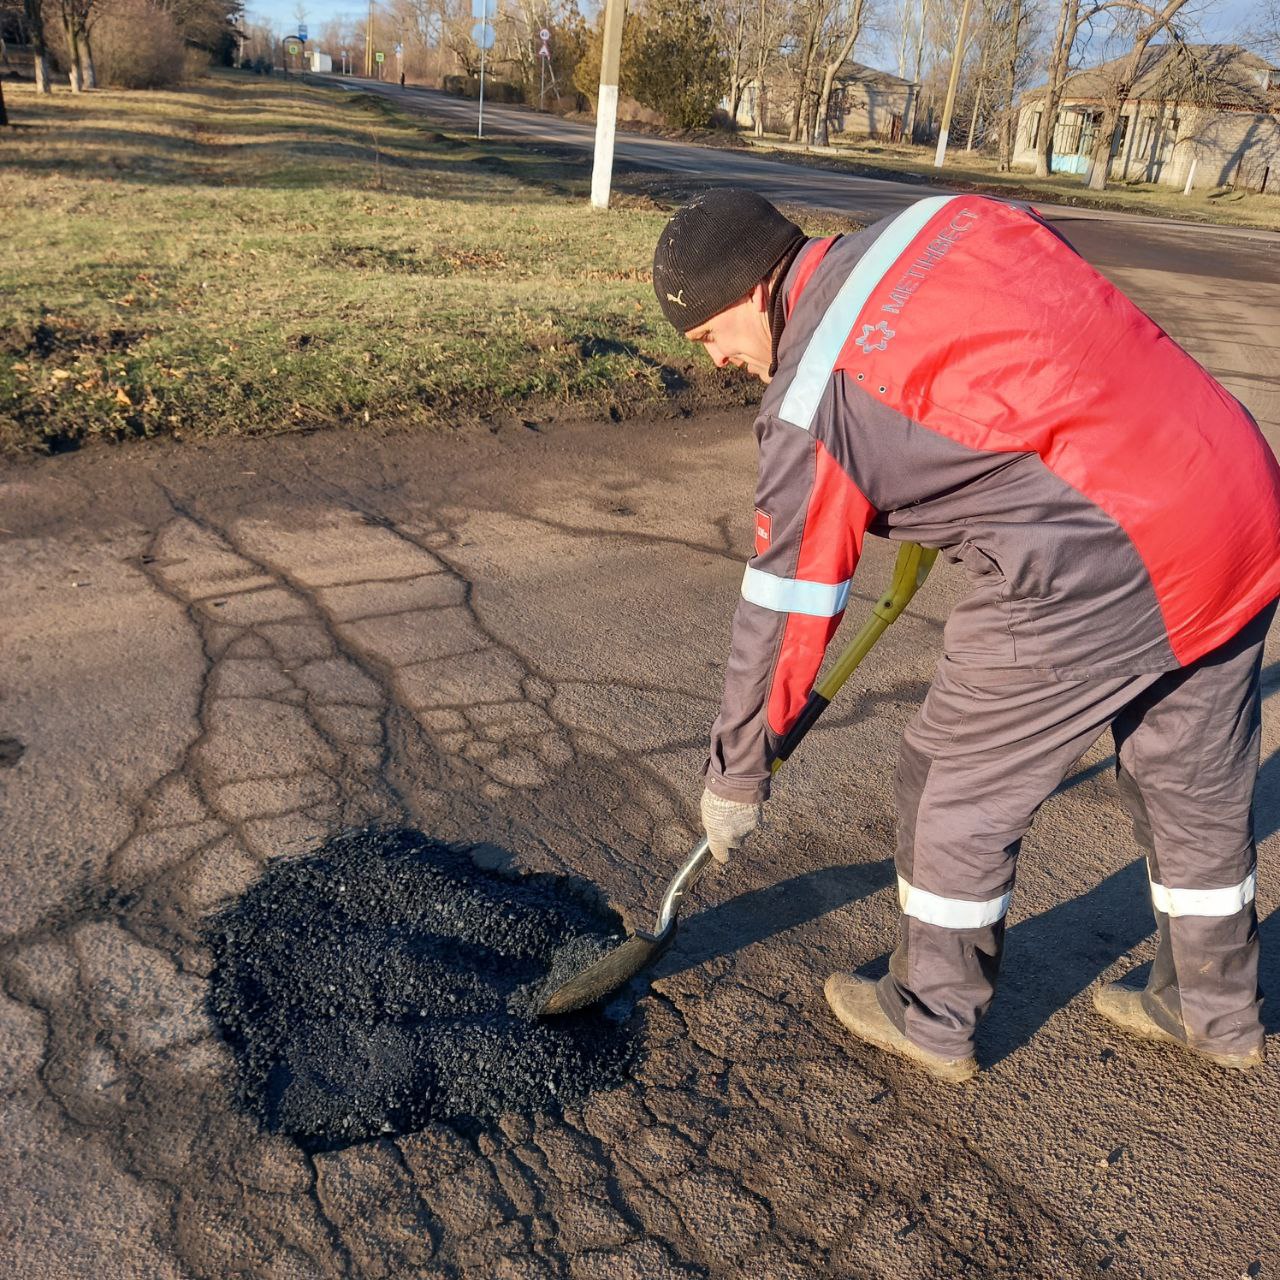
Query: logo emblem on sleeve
754 509 773 557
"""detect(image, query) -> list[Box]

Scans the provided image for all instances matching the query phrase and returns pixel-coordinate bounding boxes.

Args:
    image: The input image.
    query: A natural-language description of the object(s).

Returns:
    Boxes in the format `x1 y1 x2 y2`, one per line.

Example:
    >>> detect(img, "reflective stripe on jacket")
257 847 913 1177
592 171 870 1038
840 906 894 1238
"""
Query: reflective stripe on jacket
705 196 1280 804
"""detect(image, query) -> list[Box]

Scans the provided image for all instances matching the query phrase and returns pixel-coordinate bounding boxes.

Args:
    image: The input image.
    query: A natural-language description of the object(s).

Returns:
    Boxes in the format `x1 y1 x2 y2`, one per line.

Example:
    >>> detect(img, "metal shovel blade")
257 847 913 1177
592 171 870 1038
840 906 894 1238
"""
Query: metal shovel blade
538 839 711 1018
536 925 677 1017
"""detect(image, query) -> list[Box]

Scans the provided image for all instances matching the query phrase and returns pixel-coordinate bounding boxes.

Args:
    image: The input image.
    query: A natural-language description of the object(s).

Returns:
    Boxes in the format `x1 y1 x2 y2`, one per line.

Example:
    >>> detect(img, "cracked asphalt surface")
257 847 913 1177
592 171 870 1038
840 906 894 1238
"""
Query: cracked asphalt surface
2 221 1279 1276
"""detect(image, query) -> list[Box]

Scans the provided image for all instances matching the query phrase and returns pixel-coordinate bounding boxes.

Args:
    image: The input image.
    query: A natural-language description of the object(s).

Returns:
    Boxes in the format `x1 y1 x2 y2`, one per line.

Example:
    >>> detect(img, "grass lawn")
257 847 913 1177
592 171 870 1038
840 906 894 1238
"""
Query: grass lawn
0 73 860 455
747 135 1280 232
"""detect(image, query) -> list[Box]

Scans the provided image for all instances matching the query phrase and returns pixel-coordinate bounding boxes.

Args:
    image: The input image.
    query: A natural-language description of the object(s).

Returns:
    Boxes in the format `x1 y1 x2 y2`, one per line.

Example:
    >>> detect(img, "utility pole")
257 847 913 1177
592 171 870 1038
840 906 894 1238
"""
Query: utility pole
365 0 373 78
590 0 625 208
933 0 974 167
472 0 492 138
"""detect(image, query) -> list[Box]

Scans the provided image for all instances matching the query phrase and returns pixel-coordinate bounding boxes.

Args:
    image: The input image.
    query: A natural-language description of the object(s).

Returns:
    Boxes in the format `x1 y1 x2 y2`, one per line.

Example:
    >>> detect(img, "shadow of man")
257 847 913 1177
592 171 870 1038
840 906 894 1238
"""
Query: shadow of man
652 858 894 982
980 857 1153 1065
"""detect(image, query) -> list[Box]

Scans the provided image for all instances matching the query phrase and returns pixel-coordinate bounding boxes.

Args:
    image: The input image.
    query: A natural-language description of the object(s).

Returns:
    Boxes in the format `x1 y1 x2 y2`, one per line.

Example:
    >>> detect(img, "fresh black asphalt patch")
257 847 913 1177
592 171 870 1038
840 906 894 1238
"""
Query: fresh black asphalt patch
207 826 642 1149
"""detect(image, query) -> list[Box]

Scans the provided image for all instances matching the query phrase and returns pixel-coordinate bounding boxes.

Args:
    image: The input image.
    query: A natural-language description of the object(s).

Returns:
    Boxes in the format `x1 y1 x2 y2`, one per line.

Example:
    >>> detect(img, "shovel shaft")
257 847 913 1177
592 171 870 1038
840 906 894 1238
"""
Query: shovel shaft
654 836 713 935
539 542 938 1017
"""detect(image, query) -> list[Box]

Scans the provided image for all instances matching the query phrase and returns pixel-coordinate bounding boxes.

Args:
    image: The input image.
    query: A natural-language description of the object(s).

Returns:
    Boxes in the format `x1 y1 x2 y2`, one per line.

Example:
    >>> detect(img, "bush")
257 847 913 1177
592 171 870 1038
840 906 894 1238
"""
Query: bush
93 0 189 89
630 0 727 130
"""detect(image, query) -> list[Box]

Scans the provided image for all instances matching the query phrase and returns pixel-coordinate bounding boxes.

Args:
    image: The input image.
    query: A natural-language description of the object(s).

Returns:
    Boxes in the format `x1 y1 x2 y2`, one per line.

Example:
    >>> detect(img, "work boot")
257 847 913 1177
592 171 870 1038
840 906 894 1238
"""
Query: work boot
824 972 978 1084
1093 978 1264 1070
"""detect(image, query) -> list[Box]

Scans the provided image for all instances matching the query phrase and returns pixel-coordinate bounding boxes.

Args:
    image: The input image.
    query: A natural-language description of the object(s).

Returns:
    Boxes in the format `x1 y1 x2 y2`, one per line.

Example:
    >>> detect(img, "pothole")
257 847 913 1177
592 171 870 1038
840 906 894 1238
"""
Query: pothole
206 826 642 1151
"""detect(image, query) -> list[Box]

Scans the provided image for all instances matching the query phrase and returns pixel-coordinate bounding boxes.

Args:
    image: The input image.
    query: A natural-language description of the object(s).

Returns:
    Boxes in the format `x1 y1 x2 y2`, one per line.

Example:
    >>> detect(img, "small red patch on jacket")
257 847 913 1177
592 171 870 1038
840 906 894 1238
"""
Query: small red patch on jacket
754 509 772 557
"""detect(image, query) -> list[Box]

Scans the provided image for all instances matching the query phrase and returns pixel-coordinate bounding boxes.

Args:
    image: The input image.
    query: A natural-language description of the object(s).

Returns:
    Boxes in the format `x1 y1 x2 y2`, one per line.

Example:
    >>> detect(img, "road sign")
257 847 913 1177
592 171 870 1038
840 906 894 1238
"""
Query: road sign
374 51 385 63
394 43 403 55
470 0 492 16
539 43 550 59
298 23 307 40
287 42 299 54
539 27 550 40
471 21 495 49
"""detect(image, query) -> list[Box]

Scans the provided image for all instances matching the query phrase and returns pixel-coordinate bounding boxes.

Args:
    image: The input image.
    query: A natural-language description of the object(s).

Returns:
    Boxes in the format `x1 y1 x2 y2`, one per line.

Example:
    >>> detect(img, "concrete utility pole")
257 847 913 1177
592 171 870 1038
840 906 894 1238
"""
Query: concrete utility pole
933 0 974 167
365 0 374 77
590 0 625 209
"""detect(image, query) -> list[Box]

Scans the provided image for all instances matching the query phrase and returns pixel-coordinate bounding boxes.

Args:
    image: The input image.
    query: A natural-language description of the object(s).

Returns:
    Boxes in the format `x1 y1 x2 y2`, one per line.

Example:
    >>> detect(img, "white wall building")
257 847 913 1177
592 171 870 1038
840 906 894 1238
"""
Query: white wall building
1015 44 1279 191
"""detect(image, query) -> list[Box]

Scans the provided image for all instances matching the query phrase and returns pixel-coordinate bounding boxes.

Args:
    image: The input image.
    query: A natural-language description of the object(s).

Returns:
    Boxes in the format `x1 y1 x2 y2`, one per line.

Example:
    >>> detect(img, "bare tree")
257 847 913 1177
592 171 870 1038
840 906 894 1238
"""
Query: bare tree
55 0 97 90
788 0 824 142
1083 0 1192 190
1244 0 1280 59
721 0 754 127
911 0 932 83
1035 0 1085 176
812 0 869 145
82 13 98 87
963 0 999 150
997 0 1024 168
23 0 53 91
959 0 1032 155
751 0 784 135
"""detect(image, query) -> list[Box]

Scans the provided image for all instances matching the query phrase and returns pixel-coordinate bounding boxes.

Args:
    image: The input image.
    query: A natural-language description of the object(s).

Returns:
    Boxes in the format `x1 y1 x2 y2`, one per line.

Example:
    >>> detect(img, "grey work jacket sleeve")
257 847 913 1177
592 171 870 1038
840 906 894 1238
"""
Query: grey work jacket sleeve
704 414 875 805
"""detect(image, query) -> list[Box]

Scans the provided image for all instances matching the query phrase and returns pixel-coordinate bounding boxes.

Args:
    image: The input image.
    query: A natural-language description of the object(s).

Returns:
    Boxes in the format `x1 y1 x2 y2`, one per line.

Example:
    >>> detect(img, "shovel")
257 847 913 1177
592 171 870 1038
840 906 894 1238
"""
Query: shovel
537 541 938 1017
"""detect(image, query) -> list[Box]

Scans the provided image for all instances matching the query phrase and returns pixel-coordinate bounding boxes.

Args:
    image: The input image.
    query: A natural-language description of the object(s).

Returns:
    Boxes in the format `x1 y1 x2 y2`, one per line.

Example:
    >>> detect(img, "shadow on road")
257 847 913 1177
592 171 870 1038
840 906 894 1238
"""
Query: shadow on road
982 859 1280 1062
982 858 1152 1065
653 858 894 981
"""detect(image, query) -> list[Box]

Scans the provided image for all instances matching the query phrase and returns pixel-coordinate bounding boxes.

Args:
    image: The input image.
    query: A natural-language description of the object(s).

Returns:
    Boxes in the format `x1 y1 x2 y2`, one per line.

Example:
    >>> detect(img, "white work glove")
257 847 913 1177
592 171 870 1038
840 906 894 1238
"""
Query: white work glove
700 788 764 864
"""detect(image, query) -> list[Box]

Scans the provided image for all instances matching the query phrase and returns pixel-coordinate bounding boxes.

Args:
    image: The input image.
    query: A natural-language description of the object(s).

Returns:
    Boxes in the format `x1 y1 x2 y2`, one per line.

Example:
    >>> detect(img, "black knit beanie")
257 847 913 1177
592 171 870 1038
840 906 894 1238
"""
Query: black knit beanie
652 189 805 333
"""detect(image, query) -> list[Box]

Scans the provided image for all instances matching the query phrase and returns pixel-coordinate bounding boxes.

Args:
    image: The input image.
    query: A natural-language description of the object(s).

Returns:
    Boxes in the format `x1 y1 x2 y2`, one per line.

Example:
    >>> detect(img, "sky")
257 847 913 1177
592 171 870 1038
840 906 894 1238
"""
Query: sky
245 0 1270 70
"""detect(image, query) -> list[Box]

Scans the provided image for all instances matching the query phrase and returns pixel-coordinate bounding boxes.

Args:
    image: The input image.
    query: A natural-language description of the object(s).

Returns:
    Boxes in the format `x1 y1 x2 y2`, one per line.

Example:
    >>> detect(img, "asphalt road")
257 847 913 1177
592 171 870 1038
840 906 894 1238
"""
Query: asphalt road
2 95 1280 1279
341 78 1280 242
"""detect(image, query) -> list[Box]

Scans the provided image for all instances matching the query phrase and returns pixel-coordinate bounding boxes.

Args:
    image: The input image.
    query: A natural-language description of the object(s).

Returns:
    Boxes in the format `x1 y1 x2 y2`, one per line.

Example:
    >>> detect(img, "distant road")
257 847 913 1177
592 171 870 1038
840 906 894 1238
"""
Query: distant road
335 78 1280 243
330 77 1279 433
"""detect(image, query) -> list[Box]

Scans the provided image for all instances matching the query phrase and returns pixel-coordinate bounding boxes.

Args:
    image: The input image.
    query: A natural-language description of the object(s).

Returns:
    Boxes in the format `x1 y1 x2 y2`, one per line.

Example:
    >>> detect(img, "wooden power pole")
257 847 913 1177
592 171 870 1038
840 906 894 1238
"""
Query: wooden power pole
933 0 974 167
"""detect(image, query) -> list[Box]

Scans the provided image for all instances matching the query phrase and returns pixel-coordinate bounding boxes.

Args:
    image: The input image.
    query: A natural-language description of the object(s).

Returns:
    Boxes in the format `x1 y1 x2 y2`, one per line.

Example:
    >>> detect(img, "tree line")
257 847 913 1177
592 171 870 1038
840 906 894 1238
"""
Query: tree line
245 0 1207 176
2 0 238 94
7 0 1259 194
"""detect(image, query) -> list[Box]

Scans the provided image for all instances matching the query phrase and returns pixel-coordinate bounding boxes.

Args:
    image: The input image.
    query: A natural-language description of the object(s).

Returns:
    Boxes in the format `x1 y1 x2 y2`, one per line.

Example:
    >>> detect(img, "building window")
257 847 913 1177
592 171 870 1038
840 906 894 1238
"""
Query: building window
1137 116 1155 156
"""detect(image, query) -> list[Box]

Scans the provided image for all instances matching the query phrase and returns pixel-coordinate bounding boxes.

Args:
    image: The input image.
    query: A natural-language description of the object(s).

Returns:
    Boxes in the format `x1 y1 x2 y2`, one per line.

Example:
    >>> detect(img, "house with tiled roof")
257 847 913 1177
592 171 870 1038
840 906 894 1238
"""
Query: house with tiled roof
1014 44 1279 191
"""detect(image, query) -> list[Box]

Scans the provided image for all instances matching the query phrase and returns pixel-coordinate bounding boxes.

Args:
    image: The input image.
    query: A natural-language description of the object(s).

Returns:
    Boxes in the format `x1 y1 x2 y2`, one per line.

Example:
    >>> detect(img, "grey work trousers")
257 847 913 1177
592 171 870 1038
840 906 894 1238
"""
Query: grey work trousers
878 603 1275 1060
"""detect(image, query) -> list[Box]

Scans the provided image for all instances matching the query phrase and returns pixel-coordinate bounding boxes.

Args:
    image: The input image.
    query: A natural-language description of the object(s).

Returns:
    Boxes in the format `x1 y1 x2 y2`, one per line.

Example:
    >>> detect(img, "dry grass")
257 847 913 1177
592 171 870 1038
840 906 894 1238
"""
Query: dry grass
1 73 788 454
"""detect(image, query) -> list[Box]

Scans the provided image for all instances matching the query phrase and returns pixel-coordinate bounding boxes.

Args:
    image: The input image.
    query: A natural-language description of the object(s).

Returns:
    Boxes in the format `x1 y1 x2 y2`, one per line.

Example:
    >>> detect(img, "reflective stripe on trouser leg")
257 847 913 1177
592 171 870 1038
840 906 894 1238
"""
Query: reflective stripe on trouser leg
878 661 1163 1060
878 737 1015 1059
1110 606 1271 1056
1117 765 1261 1052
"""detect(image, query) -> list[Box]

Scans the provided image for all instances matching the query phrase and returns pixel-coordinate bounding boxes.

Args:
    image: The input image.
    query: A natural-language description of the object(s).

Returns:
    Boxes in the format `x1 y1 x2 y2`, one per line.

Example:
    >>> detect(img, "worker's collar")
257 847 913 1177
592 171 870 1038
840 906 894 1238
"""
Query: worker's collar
768 236 840 378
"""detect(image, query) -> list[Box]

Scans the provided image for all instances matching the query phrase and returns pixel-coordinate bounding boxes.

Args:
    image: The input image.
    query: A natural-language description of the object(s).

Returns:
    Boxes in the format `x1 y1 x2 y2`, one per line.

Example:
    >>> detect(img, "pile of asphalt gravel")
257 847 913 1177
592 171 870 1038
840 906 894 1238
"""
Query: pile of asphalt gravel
206 826 641 1149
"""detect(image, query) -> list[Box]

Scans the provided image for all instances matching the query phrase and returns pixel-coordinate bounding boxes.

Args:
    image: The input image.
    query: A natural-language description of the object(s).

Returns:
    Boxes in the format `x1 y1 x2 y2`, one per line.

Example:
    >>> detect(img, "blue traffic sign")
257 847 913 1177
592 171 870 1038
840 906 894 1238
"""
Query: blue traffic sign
471 21 495 49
